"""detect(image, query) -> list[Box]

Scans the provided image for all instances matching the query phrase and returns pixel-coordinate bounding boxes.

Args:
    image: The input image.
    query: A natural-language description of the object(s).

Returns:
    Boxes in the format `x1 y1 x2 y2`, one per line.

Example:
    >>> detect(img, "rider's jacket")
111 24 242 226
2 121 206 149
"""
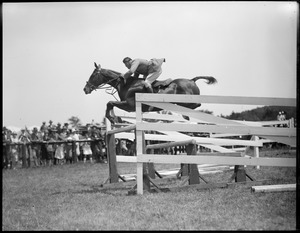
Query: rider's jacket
124 58 165 79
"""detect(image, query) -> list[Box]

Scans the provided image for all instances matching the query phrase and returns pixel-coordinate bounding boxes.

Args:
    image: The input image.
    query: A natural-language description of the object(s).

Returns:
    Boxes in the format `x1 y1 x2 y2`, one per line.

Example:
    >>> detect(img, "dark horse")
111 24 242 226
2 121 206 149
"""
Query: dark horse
83 62 217 124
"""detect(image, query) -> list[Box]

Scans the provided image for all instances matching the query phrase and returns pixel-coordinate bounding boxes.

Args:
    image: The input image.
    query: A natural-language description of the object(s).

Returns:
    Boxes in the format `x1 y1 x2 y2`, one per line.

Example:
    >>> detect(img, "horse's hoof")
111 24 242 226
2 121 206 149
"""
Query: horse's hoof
183 115 190 120
116 117 123 123
148 106 154 111
108 118 116 125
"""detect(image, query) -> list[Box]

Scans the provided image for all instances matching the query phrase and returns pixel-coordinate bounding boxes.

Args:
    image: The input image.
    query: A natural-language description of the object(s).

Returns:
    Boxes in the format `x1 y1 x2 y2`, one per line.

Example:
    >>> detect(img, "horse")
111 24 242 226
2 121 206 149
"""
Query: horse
83 62 217 124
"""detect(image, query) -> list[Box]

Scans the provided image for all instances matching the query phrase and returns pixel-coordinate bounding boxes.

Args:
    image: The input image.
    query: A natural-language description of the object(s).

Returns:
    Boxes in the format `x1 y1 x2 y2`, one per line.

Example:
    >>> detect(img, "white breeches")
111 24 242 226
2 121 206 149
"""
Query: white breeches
145 68 162 85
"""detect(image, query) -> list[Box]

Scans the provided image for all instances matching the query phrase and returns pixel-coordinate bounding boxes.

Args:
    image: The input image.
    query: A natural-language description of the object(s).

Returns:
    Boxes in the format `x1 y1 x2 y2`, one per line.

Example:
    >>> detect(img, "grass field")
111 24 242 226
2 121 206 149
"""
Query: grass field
2 148 297 230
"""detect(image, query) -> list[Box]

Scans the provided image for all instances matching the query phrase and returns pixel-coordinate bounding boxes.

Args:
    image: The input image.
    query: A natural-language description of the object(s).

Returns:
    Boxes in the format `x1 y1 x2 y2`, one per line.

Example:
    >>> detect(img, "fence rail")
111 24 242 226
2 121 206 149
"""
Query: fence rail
3 139 103 146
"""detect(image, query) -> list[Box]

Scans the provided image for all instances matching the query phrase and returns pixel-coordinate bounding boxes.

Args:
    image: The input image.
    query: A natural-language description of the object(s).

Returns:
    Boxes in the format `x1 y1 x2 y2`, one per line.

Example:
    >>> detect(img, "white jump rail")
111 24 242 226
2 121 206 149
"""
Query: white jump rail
135 94 296 194
251 183 296 193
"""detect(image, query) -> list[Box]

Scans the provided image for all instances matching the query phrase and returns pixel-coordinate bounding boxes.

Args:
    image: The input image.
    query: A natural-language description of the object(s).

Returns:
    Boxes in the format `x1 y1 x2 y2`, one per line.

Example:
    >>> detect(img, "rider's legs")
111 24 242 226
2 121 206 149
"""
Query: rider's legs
144 81 153 93
145 68 162 93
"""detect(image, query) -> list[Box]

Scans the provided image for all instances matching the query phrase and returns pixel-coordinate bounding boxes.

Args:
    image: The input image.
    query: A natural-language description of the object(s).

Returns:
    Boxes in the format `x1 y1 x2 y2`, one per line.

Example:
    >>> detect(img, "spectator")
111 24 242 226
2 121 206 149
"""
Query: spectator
82 133 93 163
9 132 19 169
30 127 41 167
90 126 104 163
18 129 31 168
277 111 287 127
64 123 69 131
70 128 80 163
48 120 54 130
44 130 56 166
40 131 49 166
56 123 62 134
40 121 47 135
54 129 66 165
65 129 74 164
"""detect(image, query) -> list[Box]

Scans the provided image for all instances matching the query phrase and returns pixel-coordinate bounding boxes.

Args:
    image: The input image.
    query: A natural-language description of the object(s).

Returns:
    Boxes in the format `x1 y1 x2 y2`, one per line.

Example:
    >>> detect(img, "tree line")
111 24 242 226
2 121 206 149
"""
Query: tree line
218 106 296 121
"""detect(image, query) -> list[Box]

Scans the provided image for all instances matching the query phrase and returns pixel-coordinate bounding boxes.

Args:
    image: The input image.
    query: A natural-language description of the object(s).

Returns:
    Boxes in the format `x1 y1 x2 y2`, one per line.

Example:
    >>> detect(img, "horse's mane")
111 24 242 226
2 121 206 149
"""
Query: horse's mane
104 69 121 76
102 68 140 82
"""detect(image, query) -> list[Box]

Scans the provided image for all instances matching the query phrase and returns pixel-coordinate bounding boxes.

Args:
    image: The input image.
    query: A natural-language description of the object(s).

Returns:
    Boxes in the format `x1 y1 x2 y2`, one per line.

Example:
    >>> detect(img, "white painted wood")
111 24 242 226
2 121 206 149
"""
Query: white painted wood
116 156 137 163
253 136 260 169
210 133 245 138
148 130 278 147
114 131 262 147
135 94 296 107
146 139 196 150
199 144 236 153
137 154 296 167
252 184 296 192
144 102 244 126
232 147 247 152
115 133 135 141
259 135 296 147
107 124 136 135
135 101 144 195
136 122 296 137
136 162 143 194
233 120 291 127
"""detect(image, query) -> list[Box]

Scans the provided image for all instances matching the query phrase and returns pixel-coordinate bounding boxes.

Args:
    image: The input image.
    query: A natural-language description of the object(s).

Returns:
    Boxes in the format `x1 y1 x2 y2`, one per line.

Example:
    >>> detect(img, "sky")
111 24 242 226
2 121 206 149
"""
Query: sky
3 2 298 129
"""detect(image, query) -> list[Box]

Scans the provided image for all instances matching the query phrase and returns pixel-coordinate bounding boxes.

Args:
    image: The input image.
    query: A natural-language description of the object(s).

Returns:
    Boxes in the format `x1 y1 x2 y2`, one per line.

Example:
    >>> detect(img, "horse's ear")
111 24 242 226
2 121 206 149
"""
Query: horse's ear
94 62 101 70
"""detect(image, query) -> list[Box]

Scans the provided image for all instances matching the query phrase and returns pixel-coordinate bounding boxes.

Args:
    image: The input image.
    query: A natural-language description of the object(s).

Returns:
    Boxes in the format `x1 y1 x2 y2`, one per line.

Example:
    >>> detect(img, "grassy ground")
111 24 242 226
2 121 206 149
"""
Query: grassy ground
2 148 297 230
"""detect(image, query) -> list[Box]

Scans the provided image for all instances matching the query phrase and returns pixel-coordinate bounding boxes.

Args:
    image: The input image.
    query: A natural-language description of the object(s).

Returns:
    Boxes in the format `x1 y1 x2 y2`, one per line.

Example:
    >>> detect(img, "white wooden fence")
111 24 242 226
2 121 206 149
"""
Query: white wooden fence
135 94 296 194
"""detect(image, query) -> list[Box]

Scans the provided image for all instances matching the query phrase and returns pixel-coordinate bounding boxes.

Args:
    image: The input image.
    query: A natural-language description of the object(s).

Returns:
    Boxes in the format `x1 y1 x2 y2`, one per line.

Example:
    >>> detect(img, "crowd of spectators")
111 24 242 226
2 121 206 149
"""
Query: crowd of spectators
2 120 107 170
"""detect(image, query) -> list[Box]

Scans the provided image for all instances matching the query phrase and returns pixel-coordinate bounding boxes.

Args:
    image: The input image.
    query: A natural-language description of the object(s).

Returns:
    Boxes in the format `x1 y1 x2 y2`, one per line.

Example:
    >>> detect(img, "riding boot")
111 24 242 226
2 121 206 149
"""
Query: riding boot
120 75 127 84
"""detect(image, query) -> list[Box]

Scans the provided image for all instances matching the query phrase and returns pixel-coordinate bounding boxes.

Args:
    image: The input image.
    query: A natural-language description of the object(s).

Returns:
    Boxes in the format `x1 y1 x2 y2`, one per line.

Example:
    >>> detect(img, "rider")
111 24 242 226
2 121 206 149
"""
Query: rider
120 57 166 93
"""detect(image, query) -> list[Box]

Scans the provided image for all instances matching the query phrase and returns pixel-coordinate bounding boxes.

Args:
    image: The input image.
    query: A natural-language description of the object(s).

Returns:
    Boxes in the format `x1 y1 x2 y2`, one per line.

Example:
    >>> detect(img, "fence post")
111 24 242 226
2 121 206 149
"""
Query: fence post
146 141 156 179
186 143 200 185
253 136 260 169
106 133 119 183
140 132 151 191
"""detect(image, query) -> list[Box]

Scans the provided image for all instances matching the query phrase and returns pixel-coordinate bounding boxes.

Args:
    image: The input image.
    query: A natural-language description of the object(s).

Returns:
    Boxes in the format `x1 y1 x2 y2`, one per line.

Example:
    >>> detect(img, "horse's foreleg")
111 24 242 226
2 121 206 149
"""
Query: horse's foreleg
105 101 116 124
106 100 135 124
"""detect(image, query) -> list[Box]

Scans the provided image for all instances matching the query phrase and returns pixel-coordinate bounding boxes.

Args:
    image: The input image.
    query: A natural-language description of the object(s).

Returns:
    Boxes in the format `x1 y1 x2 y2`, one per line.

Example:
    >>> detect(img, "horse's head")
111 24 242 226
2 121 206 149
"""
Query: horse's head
84 62 122 95
83 62 104 94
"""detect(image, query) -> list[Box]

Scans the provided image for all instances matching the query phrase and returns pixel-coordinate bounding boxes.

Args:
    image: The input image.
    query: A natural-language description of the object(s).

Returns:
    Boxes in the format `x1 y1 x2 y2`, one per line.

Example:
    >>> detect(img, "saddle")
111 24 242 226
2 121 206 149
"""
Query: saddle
152 78 173 88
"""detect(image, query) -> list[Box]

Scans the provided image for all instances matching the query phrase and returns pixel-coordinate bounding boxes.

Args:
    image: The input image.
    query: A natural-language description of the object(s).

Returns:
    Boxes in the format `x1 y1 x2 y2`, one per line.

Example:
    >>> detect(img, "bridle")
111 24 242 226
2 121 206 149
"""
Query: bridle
85 68 121 100
85 80 99 92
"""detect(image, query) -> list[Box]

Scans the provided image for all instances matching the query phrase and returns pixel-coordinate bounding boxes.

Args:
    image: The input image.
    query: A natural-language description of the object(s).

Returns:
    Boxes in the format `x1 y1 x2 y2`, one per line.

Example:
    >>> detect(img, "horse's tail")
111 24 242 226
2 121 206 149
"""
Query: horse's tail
192 76 217 85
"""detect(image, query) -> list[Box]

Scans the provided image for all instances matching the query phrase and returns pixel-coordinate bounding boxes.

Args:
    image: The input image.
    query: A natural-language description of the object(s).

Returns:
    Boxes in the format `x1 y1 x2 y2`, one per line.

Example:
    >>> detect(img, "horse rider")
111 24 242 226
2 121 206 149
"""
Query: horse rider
120 57 166 93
